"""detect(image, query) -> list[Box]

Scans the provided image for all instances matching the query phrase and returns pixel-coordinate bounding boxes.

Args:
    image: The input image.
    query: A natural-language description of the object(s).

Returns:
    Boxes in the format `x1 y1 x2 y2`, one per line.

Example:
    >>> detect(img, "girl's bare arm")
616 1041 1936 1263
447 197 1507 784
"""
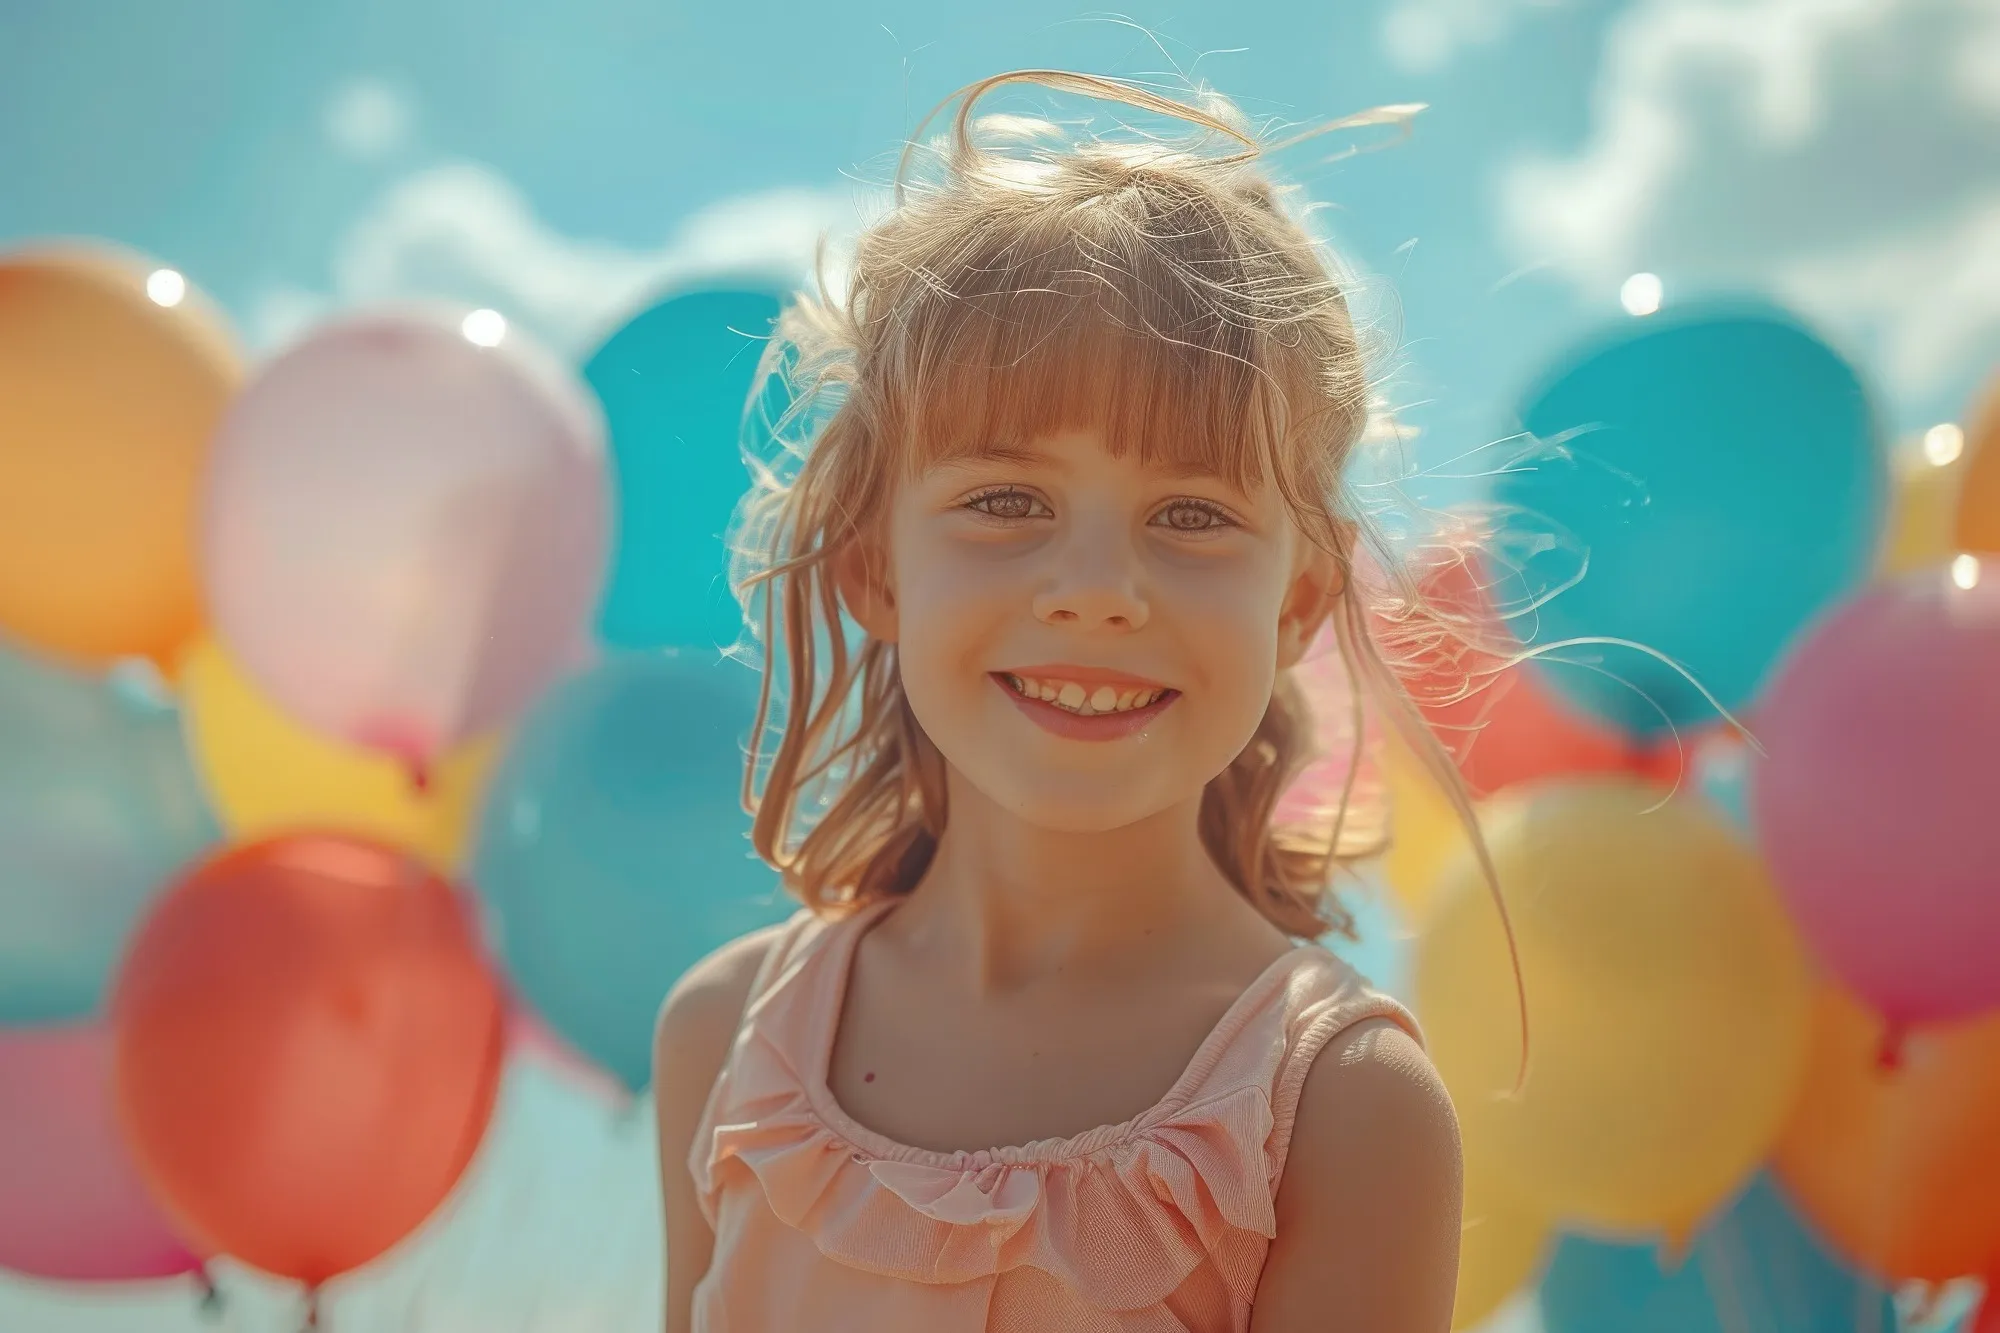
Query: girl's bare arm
652 927 782 1333
1251 1018 1464 1333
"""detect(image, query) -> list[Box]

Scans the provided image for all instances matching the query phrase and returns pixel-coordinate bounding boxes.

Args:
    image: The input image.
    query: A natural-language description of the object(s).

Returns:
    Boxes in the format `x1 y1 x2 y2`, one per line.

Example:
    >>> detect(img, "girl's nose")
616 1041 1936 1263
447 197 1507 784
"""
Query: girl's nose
1031 530 1150 631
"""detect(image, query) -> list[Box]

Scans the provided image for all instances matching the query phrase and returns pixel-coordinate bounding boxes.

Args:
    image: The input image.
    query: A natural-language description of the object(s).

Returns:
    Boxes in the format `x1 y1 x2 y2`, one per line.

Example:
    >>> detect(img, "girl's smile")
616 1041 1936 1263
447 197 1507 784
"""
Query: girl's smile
992 664 1181 741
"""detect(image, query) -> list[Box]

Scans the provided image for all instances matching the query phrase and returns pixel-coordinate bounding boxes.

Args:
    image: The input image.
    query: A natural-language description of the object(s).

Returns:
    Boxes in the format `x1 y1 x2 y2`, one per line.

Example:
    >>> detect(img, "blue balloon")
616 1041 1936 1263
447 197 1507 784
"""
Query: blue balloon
587 288 786 653
1541 1175 1897 1333
1492 303 1885 737
0 646 218 1022
470 650 791 1090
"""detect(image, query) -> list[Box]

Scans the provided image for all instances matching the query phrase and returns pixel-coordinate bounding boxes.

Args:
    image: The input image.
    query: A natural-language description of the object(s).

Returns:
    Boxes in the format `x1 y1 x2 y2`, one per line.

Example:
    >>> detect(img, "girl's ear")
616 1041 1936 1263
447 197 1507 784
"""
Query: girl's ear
833 537 899 643
1276 539 1347 670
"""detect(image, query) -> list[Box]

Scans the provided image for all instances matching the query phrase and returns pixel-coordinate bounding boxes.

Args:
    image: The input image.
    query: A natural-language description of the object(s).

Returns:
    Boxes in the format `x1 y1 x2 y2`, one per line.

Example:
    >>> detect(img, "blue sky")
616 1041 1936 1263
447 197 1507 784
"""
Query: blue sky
8 0 1996 478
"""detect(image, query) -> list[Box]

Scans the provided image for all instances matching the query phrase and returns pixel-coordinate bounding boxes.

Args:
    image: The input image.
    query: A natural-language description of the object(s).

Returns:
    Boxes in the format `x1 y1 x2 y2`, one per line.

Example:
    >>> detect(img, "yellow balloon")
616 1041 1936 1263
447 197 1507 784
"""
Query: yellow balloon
1954 374 2000 554
1415 778 1810 1238
0 247 239 667
181 639 498 871
1452 1139 1550 1330
1881 438 1968 576
1379 728 1474 923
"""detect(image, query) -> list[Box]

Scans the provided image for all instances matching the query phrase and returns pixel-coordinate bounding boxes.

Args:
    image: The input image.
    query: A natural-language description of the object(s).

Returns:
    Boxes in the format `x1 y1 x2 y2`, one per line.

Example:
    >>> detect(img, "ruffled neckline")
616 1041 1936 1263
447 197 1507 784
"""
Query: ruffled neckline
690 900 1399 1312
800 898 1321 1170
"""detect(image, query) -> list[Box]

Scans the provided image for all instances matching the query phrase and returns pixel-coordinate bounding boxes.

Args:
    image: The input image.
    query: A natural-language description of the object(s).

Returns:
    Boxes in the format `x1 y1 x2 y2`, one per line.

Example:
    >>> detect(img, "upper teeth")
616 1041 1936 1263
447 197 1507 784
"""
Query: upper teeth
1004 674 1166 716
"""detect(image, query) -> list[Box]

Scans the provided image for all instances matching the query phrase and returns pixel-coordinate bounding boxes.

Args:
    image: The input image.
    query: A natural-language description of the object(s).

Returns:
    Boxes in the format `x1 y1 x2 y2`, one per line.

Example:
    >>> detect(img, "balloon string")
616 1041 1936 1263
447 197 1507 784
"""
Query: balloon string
302 1286 321 1331
195 1264 222 1316
407 759 432 795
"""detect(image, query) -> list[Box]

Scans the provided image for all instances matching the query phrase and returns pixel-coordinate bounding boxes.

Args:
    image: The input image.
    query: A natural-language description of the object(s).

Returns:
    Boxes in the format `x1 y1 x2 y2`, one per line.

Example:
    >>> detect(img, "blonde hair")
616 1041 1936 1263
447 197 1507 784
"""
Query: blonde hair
732 70 1507 951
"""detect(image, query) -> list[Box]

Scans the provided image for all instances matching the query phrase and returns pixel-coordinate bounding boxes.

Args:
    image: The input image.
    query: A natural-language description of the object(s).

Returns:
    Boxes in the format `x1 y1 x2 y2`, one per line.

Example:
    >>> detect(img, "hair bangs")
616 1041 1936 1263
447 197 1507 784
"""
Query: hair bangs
870 195 1325 502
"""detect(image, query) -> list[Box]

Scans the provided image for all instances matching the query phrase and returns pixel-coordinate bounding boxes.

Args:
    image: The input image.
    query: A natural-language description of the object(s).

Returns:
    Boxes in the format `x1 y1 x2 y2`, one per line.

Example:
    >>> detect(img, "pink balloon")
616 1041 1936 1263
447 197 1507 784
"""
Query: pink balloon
0 1024 203 1281
202 309 608 769
1751 559 2000 1029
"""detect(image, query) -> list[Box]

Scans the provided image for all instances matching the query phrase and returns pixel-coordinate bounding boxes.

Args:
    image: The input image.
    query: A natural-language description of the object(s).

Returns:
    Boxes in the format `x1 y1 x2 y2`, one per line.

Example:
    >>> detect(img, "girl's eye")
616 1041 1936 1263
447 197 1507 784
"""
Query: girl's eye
1151 498 1237 533
963 487 1049 521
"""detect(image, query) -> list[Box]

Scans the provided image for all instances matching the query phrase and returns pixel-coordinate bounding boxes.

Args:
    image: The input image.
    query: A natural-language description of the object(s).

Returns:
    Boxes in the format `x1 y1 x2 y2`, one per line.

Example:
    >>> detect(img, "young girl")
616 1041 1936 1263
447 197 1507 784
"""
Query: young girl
655 70 1471 1333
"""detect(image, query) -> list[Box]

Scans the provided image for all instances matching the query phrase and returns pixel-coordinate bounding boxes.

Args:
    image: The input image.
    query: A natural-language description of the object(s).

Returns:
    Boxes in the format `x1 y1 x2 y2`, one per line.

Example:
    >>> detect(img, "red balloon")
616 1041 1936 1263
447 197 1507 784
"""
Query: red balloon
112 834 505 1286
1385 552 1700 796
1975 1283 2000 1333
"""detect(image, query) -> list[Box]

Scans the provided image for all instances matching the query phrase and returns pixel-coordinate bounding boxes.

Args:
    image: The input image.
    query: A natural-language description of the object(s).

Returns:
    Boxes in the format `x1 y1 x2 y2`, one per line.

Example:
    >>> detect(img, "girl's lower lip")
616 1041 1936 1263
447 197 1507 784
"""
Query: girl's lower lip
991 674 1177 741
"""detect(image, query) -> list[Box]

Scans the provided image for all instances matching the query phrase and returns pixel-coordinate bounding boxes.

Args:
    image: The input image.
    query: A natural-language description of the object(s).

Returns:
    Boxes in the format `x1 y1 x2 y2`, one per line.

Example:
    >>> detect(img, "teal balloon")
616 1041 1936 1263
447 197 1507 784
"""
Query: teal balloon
1493 303 1884 737
0 646 218 1022
587 288 785 653
470 650 791 1090
1541 1175 1896 1333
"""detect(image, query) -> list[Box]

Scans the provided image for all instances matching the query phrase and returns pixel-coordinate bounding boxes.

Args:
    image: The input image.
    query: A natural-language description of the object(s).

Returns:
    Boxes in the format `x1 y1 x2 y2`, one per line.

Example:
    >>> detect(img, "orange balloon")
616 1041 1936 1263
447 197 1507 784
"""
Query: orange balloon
112 834 504 1286
0 247 238 667
1955 373 2000 554
1773 982 2000 1282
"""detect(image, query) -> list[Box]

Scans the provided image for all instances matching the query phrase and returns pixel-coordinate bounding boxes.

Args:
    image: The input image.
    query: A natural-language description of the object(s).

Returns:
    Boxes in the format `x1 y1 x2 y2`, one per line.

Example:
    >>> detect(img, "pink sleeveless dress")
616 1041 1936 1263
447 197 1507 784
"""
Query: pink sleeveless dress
688 899 1421 1332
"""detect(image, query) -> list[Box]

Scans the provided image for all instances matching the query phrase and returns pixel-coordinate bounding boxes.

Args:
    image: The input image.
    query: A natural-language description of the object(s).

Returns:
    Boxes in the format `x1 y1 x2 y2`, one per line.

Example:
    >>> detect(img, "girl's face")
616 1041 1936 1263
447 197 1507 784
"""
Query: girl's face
849 428 1338 833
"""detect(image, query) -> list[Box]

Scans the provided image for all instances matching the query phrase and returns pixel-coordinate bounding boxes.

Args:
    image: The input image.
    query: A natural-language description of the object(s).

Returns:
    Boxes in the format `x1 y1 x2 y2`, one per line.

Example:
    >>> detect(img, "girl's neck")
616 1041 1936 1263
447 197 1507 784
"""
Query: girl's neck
892 764 1250 993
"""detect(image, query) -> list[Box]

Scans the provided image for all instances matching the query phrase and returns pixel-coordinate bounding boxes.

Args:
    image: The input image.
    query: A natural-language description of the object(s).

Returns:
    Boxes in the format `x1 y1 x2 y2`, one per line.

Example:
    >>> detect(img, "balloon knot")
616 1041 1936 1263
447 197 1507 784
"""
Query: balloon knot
1876 1025 1907 1072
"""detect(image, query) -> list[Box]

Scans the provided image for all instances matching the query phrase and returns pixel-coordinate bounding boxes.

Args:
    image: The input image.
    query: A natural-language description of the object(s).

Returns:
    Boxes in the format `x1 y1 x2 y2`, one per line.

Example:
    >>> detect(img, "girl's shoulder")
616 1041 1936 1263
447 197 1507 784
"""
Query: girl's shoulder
651 910 815 1106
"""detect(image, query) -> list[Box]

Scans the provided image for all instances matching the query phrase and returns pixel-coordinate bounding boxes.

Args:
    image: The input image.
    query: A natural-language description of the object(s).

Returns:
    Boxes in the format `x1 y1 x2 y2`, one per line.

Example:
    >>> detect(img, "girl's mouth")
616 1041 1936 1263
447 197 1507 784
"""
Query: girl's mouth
991 671 1179 741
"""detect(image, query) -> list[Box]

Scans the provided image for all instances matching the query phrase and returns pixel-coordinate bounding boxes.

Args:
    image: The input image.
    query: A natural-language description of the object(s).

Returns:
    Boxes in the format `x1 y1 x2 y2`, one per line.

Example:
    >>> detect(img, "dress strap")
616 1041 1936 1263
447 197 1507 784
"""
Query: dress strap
1263 951 1424 1187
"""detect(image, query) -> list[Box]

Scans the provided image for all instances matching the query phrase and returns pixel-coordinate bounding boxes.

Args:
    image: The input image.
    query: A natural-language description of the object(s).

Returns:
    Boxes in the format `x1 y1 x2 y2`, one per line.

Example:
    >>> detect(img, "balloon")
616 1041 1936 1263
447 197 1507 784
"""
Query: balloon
1385 552 1700 810
1415 778 1811 1236
181 638 498 872
1954 372 1999 553
1751 561 2000 1030
112 834 505 1286
1491 303 1884 737
1540 1174 1897 1333
0 246 239 667
587 288 783 652
202 309 608 772
1391 553 1665 793
0 1024 203 1281
1773 983 2000 1282
471 650 790 1091
1689 731 1754 841
1377 726 1470 923
1370 715 1691 927
1450 665 1694 795
0 646 217 1023
1886 437 1972 576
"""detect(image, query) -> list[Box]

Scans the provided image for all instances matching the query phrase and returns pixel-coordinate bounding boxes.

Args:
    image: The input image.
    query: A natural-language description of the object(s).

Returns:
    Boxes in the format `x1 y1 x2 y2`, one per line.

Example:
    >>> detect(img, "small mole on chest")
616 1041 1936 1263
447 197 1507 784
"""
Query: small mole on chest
864 1071 875 1082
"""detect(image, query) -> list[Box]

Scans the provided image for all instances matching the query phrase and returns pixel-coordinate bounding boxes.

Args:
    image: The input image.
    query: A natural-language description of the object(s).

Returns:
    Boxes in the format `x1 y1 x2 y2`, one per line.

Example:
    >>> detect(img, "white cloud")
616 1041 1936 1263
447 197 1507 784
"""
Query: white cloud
1777 190 2000 397
254 163 864 357
1379 0 1570 74
1501 0 2000 404
324 78 414 162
